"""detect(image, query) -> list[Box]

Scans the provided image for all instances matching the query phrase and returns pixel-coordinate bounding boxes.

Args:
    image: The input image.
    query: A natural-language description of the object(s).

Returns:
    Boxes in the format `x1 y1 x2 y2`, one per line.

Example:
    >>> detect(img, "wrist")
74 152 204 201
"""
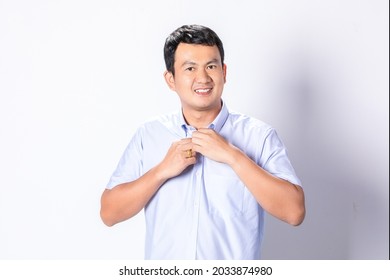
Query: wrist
226 145 243 166
153 163 170 184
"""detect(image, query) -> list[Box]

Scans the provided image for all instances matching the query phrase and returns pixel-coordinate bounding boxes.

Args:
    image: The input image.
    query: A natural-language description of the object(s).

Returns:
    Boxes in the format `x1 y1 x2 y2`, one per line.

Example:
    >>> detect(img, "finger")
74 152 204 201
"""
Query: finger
191 131 203 138
183 148 192 158
192 142 212 156
192 130 214 140
183 148 197 158
195 128 214 135
191 136 207 147
191 132 205 142
178 138 193 144
191 145 204 155
185 155 197 165
179 142 195 152
171 138 191 149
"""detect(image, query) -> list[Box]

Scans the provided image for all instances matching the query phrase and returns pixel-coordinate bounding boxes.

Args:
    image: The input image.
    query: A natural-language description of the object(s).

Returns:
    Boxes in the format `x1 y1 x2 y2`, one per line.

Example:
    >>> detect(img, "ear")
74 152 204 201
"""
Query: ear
223 64 227 83
164 71 176 91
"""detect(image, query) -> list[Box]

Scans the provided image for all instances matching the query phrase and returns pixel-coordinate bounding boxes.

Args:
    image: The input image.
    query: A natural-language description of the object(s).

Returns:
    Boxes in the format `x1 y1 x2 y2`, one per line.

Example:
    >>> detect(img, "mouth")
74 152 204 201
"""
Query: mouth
194 88 212 96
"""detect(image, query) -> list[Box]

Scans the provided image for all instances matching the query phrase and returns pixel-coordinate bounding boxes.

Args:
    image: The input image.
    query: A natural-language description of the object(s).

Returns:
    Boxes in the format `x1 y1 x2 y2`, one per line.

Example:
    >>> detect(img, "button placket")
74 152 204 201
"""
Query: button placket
188 153 203 258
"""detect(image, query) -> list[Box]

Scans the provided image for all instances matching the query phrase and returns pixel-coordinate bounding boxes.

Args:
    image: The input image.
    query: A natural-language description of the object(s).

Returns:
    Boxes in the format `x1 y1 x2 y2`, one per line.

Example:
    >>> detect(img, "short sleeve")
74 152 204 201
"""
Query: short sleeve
106 126 144 189
259 128 302 187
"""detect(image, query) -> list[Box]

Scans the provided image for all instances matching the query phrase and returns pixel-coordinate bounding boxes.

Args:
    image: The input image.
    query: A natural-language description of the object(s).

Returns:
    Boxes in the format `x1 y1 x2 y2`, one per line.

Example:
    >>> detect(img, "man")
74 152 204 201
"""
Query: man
100 24 305 259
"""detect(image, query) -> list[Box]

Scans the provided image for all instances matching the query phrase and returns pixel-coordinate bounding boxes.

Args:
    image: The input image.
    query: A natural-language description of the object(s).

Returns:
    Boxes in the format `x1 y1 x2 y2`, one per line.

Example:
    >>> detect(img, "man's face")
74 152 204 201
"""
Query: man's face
164 43 227 114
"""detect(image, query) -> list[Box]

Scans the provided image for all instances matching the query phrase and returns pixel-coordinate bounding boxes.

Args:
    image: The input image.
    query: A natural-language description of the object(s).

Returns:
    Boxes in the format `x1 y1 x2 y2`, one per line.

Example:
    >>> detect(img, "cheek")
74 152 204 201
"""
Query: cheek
213 75 225 86
176 76 193 89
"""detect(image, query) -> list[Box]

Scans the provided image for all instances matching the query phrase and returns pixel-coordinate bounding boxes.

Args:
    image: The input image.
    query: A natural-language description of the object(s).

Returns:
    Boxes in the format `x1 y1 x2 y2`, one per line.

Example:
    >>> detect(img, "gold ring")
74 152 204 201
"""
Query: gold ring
186 149 192 158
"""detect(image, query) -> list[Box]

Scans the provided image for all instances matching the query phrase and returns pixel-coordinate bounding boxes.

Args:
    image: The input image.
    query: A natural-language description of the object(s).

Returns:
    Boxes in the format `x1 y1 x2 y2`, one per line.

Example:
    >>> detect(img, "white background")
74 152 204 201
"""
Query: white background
0 0 388 260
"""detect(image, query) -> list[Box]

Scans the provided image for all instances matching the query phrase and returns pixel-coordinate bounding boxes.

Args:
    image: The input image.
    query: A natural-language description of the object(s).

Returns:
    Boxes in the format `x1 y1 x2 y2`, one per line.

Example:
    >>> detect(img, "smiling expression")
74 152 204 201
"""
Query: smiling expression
164 43 227 116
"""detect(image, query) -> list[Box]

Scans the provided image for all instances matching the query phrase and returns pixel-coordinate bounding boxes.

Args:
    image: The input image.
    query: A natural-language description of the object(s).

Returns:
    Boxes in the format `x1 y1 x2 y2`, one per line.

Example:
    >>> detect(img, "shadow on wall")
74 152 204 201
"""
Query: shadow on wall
260 48 388 259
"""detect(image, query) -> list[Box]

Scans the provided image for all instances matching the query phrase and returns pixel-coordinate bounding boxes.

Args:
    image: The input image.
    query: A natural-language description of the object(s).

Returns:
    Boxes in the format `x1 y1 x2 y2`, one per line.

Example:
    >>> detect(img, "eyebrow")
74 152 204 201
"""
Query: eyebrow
180 59 220 68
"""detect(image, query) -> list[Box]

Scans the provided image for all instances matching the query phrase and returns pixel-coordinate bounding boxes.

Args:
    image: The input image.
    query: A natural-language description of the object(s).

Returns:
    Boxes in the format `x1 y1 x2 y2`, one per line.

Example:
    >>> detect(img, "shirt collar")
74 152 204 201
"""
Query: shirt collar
177 100 229 137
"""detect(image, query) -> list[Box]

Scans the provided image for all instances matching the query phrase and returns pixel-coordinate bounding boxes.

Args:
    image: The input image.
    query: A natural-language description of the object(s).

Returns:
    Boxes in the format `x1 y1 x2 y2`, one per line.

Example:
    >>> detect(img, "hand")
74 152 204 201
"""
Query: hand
191 128 238 165
157 138 197 180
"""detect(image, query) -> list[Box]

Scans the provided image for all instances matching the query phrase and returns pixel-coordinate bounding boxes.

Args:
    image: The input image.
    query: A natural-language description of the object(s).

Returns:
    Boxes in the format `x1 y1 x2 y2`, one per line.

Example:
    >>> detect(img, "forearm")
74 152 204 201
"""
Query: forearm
229 148 305 226
101 139 197 227
100 165 167 226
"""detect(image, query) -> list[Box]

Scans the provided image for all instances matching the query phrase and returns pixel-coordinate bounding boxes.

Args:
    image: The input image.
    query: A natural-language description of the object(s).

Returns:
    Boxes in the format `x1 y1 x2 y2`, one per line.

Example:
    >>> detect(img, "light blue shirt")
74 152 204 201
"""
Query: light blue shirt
106 102 301 259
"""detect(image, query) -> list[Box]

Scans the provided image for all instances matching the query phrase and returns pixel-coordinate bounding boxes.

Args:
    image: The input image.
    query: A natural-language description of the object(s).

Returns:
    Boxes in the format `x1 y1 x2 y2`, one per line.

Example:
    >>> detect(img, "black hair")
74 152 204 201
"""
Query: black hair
163 25 224 75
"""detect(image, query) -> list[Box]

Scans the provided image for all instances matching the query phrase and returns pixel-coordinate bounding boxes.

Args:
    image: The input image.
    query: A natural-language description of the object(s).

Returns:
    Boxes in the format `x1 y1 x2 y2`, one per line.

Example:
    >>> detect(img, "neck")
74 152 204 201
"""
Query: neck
182 104 222 129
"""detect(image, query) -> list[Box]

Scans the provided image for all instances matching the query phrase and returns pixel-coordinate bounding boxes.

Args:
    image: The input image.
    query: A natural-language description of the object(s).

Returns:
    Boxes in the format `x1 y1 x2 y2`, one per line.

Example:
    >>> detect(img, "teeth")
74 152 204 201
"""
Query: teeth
195 89 210 93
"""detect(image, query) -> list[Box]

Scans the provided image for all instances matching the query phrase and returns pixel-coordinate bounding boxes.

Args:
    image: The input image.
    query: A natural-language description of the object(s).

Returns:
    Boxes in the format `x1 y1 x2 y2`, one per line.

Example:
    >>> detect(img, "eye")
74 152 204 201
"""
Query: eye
207 64 217 70
186 67 195 71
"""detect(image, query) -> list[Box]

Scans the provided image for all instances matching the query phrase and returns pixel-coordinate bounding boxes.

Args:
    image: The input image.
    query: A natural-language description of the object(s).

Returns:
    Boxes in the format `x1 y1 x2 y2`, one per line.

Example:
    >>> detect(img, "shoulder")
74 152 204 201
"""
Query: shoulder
134 111 182 139
227 110 274 134
138 111 178 128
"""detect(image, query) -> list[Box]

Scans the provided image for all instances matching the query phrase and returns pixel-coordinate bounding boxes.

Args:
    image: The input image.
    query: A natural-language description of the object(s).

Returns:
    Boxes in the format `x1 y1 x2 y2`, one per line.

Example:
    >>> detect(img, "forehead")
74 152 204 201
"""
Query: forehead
174 43 222 64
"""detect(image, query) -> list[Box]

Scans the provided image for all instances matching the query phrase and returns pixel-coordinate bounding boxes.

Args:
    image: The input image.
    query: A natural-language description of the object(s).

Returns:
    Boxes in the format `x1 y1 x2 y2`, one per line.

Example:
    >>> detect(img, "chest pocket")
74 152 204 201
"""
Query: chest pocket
203 160 246 216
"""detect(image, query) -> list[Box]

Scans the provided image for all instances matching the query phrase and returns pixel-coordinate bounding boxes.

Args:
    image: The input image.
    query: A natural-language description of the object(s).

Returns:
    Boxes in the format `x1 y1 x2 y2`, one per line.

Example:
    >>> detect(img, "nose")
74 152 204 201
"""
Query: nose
196 68 211 83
